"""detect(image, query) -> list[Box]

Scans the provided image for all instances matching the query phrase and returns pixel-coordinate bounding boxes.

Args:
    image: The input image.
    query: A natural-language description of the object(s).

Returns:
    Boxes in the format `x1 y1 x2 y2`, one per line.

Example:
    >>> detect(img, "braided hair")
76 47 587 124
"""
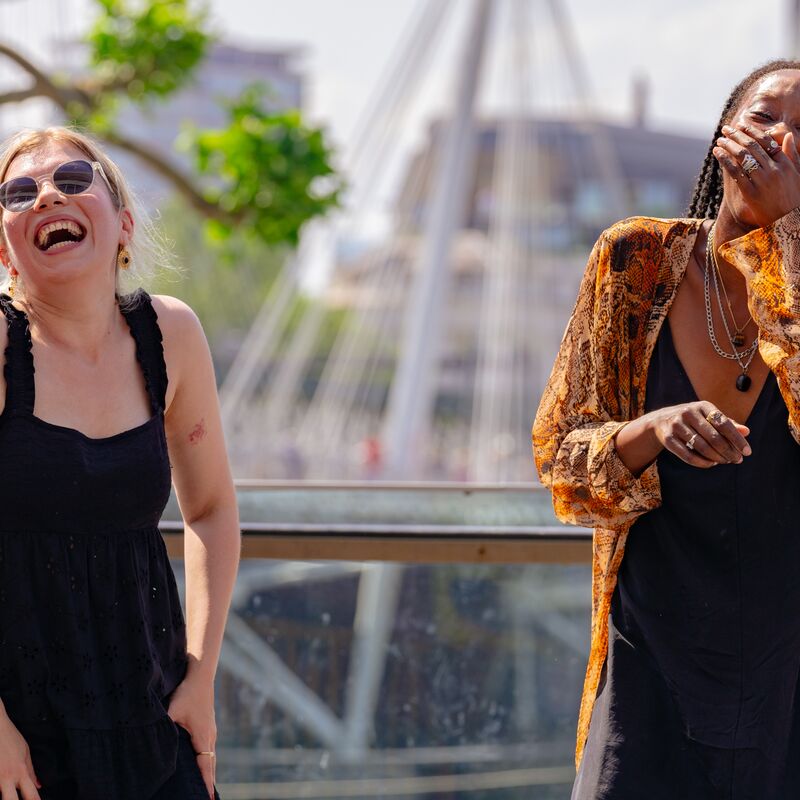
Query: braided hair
686 59 800 219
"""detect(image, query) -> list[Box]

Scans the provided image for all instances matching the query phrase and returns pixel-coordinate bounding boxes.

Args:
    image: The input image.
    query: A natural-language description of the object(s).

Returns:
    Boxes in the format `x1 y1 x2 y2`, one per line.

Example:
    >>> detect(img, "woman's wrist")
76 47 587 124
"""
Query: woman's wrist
614 414 663 477
184 655 217 688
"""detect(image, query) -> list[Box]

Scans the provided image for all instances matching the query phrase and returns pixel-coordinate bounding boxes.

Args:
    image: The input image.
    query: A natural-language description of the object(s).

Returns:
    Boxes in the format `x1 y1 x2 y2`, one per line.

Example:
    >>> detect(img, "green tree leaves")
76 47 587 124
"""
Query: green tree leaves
0 0 340 251
88 0 211 101
182 84 342 248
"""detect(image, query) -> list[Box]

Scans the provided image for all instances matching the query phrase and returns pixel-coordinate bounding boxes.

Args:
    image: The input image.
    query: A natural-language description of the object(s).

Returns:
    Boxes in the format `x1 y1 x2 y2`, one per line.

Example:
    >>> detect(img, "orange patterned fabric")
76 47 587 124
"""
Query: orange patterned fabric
532 208 800 770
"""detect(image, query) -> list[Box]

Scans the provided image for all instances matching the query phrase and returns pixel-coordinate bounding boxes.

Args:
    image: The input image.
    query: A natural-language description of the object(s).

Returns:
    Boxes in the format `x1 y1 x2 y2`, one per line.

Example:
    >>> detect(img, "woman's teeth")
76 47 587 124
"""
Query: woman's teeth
36 220 85 251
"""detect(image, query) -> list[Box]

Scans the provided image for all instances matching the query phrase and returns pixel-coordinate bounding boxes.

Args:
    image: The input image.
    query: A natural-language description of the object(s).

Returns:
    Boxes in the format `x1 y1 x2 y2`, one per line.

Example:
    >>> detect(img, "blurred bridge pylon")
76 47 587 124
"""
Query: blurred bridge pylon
220 0 633 483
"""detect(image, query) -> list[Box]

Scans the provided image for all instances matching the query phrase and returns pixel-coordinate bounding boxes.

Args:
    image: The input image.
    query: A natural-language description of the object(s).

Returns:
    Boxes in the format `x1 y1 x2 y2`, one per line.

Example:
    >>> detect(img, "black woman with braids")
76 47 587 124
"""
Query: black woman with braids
532 60 800 798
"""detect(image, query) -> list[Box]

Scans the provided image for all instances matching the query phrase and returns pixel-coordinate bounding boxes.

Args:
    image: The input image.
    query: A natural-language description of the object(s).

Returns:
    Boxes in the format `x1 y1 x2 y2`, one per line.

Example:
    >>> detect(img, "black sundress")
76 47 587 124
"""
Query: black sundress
573 318 800 800
0 289 190 800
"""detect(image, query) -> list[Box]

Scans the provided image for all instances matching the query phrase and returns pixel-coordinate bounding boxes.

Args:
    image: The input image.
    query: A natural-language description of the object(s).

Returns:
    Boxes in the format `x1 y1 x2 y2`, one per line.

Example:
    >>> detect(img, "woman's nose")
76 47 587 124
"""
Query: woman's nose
34 179 65 210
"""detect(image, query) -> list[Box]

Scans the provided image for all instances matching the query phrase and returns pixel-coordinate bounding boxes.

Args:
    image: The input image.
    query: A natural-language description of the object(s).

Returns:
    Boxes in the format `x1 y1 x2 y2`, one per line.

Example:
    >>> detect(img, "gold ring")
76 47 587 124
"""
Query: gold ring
706 410 725 426
196 750 216 758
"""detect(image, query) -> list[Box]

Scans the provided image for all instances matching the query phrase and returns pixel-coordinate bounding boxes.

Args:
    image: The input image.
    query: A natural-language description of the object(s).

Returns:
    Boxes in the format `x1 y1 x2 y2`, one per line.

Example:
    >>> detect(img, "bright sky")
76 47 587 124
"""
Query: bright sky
206 0 790 149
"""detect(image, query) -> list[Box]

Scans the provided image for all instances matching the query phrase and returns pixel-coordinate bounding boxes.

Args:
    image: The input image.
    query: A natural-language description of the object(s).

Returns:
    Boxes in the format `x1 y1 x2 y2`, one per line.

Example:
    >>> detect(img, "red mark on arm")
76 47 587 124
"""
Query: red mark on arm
188 418 207 445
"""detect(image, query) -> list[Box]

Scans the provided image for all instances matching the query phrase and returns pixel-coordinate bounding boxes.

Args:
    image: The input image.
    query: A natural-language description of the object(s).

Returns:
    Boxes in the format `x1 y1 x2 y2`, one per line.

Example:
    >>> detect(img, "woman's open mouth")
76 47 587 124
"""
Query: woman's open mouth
35 220 86 252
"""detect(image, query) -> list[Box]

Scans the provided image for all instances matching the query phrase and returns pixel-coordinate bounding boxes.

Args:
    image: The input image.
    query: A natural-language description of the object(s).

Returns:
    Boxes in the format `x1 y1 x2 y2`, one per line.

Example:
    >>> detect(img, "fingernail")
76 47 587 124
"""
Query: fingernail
717 136 728 144
744 446 752 456
722 124 733 132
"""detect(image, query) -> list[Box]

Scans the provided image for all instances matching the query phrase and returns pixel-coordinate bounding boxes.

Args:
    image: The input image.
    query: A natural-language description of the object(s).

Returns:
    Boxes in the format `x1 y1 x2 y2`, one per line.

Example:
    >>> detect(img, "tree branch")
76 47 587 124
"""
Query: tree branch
0 86 44 105
0 41 241 228
102 129 239 223
0 42 92 110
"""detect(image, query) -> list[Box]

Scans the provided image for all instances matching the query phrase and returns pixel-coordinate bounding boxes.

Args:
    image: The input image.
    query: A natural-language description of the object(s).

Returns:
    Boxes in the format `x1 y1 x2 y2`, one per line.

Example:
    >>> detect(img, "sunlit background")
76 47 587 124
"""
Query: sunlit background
0 1 796 797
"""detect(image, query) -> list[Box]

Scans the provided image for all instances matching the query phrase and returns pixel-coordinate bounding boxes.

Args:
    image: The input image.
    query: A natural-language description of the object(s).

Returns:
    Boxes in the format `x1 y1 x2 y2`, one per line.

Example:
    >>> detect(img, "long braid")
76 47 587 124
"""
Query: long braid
687 139 721 218
687 116 728 219
686 59 800 219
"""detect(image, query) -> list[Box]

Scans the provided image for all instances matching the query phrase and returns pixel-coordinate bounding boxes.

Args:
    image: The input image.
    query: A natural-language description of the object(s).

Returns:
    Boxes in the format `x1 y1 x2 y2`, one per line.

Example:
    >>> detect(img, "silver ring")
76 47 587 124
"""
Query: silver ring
685 433 699 451
767 138 779 152
742 153 760 174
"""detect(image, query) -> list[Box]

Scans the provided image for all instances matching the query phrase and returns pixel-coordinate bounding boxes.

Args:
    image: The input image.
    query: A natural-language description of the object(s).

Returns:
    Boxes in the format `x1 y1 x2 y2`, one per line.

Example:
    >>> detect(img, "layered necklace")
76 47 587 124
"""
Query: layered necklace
704 225 758 392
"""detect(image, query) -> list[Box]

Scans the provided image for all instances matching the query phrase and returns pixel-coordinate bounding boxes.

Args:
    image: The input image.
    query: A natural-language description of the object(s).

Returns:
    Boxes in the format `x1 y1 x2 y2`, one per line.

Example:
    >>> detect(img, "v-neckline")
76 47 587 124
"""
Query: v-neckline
662 316 773 428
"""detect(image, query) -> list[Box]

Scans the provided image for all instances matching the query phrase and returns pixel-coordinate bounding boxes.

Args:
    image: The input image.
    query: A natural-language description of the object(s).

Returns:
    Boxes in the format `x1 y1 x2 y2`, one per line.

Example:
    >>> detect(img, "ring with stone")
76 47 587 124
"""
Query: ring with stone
685 433 699 451
742 153 760 174
706 410 725 426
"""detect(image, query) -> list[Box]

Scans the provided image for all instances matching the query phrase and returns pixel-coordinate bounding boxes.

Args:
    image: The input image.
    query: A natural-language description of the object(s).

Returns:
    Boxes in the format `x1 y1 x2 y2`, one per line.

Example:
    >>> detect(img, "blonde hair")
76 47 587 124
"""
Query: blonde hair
0 126 174 300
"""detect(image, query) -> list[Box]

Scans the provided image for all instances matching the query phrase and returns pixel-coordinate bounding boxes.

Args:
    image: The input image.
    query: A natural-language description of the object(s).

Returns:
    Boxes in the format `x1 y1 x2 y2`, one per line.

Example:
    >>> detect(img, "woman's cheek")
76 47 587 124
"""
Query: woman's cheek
4 219 27 258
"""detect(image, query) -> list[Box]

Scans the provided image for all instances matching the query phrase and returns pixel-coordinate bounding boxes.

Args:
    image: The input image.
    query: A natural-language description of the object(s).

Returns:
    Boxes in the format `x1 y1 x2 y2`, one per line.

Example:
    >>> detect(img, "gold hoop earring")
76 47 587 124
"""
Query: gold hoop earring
117 247 131 270
8 273 17 298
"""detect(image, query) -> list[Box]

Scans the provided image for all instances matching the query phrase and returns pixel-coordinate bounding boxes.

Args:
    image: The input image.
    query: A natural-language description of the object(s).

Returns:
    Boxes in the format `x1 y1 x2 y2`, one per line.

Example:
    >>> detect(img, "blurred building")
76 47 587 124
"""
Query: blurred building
398 115 708 247
327 114 708 430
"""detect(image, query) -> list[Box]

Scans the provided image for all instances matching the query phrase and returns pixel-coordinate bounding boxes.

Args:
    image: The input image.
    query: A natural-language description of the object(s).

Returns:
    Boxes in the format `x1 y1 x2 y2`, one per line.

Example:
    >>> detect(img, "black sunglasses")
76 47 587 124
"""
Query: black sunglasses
0 159 113 213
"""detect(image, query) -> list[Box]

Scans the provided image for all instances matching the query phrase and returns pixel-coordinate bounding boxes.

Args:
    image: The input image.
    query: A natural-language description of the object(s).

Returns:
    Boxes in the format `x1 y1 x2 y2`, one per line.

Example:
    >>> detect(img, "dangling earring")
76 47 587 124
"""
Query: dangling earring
8 273 17 298
117 247 131 270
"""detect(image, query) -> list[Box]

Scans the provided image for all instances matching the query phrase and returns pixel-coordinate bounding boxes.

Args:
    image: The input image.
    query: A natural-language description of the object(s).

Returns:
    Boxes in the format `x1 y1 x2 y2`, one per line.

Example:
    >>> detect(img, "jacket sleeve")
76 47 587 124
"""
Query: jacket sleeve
720 207 800 443
532 225 662 529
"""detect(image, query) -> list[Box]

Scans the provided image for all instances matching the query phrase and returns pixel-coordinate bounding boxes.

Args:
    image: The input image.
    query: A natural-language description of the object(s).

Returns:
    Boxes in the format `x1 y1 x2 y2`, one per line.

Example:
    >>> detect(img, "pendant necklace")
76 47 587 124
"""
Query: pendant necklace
709 228 755 348
704 226 758 391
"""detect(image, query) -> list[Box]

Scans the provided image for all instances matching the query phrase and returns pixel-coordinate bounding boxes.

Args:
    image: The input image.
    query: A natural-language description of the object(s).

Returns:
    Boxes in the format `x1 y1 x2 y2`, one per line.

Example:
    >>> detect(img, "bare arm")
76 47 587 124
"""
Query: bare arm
157 295 241 688
614 416 662 476
156 295 240 797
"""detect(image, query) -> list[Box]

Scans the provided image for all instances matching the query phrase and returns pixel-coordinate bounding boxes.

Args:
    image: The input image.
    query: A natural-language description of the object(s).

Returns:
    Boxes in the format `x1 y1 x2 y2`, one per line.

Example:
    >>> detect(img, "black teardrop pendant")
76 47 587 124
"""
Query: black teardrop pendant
736 373 752 392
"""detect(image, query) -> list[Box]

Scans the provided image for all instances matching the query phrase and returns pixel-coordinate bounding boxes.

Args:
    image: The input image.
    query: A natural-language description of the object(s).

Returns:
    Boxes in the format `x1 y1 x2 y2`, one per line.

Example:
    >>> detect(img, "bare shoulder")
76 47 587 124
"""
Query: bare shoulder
148 294 211 408
149 294 209 355
149 294 204 336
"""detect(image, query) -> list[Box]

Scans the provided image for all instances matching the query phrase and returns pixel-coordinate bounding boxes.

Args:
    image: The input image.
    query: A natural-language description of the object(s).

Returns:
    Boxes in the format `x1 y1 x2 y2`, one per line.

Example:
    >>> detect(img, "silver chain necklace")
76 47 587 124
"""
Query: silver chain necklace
704 226 758 391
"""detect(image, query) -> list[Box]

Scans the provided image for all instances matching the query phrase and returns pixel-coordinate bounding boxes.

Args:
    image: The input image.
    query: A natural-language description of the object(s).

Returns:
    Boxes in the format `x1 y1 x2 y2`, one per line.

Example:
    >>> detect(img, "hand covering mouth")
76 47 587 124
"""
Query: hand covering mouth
35 220 86 251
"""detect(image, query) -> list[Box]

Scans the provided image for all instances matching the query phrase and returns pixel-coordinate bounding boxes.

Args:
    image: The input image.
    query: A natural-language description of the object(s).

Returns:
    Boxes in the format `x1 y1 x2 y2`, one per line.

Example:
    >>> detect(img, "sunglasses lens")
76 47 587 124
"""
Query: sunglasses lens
53 160 95 195
0 177 38 212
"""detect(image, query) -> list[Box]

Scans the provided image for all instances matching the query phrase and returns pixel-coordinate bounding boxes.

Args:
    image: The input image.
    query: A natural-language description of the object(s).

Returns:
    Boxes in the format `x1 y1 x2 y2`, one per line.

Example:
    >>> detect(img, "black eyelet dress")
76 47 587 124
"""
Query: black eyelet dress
0 289 189 799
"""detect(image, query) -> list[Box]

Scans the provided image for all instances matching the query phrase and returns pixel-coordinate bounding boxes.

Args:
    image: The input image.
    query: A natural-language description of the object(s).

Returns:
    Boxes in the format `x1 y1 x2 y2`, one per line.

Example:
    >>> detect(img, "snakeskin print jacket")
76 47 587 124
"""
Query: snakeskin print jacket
532 208 800 769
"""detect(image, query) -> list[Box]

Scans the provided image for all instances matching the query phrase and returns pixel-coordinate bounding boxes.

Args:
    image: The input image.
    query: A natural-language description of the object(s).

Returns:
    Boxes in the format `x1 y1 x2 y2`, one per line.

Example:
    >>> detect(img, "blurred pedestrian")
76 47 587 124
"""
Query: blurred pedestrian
534 60 800 798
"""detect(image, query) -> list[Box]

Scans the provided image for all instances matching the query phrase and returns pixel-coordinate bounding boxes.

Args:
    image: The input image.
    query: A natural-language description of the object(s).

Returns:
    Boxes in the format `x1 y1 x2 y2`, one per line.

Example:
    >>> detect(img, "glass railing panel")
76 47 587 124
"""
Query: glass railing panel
169 557 591 800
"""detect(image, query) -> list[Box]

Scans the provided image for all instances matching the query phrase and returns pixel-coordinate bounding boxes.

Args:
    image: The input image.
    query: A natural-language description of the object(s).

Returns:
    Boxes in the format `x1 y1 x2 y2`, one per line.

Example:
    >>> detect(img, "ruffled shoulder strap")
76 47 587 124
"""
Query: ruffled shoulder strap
0 293 35 415
120 289 168 415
